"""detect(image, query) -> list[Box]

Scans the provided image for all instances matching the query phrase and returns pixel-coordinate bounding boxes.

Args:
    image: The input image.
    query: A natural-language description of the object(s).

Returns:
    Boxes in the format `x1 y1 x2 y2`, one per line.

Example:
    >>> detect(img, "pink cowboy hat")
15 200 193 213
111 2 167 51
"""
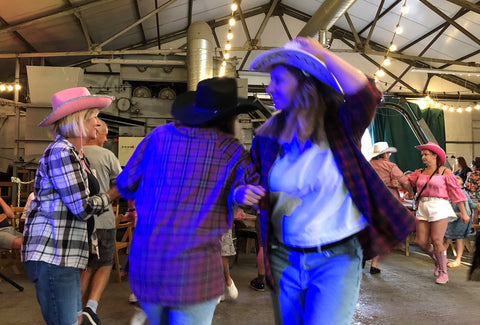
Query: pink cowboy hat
415 142 446 166
39 87 114 127
248 39 343 93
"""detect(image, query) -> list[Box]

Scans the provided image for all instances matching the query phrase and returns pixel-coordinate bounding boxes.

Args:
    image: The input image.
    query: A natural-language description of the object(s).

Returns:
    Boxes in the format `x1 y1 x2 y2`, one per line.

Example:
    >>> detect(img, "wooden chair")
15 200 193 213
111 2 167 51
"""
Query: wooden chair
9 206 25 231
113 208 134 282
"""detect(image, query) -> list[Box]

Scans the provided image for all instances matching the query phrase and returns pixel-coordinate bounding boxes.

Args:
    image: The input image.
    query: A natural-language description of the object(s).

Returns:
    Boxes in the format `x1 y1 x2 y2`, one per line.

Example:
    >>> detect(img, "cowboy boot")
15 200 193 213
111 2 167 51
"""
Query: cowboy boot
435 251 449 284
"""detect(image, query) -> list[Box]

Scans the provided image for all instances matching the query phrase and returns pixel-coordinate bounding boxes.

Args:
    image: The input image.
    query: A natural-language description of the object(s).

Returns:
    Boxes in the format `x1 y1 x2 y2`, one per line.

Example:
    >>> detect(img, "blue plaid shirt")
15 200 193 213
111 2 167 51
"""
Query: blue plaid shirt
22 135 110 268
116 123 259 306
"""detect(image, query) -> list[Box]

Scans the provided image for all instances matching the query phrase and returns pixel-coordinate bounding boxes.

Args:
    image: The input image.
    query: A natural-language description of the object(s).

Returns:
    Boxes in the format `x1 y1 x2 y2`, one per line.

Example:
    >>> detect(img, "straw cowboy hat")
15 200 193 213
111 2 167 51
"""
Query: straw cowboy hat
368 142 397 160
416 142 446 166
171 77 257 126
39 87 114 127
248 38 343 93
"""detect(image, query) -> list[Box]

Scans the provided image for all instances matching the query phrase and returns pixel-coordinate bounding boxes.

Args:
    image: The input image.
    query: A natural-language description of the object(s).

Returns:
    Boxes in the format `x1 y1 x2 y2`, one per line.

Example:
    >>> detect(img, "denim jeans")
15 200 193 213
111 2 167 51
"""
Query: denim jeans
269 235 363 325
24 261 82 325
140 298 218 325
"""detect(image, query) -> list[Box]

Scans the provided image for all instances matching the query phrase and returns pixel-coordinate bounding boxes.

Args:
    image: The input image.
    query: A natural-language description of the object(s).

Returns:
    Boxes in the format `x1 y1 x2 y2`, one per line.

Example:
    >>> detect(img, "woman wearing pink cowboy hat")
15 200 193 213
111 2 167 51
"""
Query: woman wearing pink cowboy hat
407 141 469 284
22 87 119 325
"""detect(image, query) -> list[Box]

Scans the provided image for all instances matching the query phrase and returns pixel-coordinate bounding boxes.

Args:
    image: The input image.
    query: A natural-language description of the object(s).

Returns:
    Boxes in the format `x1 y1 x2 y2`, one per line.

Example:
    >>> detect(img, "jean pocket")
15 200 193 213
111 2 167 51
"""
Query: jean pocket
324 236 362 259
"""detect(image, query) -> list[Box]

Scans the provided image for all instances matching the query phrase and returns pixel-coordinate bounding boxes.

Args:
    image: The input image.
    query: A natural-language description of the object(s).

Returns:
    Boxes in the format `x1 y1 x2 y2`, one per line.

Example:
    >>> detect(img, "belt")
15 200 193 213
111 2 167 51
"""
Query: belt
284 234 356 254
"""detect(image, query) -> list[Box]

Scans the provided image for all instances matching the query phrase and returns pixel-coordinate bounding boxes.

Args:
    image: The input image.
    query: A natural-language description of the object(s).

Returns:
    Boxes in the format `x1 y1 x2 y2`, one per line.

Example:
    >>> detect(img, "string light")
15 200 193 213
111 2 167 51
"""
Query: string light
219 2 238 77
0 83 21 92
413 95 480 115
375 0 408 78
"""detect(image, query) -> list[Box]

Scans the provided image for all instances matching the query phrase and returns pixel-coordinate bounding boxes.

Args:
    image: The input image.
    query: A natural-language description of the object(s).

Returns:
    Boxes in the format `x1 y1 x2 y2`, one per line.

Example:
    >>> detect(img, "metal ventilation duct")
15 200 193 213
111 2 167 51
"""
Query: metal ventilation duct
297 0 357 47
187 21 214 91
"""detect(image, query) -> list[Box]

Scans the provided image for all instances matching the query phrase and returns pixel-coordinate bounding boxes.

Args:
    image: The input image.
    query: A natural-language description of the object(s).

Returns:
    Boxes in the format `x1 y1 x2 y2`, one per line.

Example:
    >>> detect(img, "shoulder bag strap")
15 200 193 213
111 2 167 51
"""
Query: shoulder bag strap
416 166 439 202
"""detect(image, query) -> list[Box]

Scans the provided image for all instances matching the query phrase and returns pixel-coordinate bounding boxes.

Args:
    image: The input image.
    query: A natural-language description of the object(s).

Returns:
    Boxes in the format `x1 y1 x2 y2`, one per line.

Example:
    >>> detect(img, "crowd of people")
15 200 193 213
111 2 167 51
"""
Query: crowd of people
2 36 480 325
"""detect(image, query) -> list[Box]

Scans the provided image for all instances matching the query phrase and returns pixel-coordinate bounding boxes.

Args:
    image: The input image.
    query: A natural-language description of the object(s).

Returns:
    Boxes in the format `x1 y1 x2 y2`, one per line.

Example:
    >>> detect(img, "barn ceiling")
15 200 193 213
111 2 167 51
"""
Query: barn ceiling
0 0 479 105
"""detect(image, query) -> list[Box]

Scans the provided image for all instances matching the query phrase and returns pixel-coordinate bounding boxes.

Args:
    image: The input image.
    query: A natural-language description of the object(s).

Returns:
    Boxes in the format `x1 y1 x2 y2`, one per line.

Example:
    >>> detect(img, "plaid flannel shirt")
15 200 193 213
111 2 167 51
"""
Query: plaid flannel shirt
252 79 416 289
115 123 259 306
21 135 110 269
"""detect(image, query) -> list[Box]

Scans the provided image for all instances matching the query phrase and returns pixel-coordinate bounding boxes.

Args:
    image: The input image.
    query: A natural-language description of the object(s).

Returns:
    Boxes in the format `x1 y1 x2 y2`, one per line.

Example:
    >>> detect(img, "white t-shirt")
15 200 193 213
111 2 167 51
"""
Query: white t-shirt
269 137 367 247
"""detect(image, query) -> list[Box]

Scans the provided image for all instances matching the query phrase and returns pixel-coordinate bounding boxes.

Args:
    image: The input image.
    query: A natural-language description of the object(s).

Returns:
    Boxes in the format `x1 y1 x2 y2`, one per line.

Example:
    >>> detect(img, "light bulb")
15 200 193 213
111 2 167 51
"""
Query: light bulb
466 106 472 112
401 5 409 14
219 66 226 77
231 3 238 12
222 61 227 67
15 84 21 90
225 43 231 51
435 102 440 108
425 95 430 100
475 104 480 110
376 69 385 77
383 58 391 66
457 108 463 113
229 18 235 26
224 53 230 60
7 85 13 91
0 85 5 91
389 44 397 51
227 32 233 40
442 105 447 110
395 26 403 34
449 107 454 112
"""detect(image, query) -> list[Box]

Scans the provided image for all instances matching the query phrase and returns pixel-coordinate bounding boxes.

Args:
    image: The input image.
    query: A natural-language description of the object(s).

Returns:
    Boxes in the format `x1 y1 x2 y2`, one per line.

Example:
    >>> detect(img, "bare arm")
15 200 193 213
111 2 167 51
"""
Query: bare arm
0 197 14 218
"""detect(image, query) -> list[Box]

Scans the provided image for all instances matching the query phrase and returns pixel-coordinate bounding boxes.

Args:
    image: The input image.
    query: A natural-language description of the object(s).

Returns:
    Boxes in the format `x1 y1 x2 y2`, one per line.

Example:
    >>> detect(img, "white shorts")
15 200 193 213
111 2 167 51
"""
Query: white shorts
416 197 457 222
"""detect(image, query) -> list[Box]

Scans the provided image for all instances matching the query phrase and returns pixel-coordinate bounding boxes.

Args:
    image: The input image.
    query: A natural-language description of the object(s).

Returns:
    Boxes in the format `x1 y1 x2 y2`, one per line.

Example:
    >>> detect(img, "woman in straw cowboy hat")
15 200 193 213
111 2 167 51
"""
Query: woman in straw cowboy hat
114 77 265 324
367 141 414 274
368 142 414 202
22 87 119 325
407 142 468 284
233 36 415 324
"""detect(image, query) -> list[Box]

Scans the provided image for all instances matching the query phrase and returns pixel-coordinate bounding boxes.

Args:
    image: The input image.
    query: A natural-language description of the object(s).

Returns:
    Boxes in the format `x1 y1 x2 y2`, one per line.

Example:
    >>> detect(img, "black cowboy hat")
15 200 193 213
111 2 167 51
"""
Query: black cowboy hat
171 77 257 126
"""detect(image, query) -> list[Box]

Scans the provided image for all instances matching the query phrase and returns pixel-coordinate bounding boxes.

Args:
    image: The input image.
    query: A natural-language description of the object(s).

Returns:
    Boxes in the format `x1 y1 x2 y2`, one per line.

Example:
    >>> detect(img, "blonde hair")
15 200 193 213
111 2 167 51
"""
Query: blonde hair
51 108 99 138
256 64 342 145
97 118 108 135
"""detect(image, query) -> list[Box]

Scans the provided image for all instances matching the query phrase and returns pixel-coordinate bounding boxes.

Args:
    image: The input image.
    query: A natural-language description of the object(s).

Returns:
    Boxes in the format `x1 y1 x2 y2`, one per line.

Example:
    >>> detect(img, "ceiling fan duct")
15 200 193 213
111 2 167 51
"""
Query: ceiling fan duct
187 21 214 91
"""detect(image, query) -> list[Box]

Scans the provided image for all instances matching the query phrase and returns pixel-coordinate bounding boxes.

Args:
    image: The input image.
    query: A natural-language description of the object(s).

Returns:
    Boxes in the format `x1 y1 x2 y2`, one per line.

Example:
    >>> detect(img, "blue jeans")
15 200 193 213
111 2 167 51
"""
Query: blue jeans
24 261 82 325
269 235 363 325
140 298 218 325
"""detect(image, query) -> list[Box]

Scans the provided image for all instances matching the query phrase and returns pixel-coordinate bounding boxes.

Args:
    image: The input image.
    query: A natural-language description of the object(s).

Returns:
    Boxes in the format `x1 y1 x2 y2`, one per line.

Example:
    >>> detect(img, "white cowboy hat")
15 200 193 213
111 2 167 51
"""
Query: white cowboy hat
248 39 343 93
39 87 114 127
369 142 397 160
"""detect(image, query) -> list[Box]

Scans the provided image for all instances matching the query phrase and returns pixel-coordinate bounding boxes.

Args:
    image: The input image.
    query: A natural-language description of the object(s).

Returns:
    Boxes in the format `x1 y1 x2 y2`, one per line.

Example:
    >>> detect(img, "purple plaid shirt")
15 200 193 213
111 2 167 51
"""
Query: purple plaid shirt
252 79 416 288
116 122 259 306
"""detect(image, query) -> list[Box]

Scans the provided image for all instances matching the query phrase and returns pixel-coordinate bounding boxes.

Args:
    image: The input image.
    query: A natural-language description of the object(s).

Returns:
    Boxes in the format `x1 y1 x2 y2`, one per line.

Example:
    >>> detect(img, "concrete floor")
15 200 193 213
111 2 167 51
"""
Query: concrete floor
2 243 480 325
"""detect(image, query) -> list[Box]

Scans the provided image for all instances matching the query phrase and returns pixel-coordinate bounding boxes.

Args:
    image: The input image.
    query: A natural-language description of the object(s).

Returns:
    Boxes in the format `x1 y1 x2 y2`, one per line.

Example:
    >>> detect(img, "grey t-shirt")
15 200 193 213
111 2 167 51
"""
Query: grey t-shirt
84 145 122 229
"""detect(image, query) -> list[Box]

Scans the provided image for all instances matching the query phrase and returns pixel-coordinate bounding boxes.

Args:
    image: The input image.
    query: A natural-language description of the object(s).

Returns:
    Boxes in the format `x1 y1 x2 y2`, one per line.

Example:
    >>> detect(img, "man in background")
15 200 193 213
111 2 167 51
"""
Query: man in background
81 118 122 325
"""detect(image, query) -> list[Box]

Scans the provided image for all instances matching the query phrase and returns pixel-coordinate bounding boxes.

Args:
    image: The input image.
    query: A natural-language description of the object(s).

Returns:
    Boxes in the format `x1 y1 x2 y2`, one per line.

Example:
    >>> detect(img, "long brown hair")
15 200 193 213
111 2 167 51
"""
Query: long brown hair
256 64 343 146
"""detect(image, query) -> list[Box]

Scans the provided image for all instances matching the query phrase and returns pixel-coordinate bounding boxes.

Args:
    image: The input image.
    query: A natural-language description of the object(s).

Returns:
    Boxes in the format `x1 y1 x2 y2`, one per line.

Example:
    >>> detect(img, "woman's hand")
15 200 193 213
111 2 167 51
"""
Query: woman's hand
234 185 266 208
460 211 470 224
235 208 246 221
107 185 120 202
125 210 137 224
